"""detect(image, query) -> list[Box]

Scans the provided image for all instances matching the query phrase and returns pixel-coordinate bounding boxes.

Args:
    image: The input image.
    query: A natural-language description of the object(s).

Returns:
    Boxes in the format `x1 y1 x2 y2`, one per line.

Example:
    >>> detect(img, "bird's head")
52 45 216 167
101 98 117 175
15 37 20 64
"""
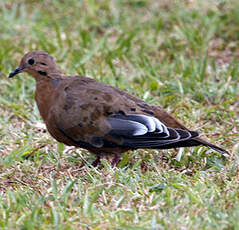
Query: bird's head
9 51 62 80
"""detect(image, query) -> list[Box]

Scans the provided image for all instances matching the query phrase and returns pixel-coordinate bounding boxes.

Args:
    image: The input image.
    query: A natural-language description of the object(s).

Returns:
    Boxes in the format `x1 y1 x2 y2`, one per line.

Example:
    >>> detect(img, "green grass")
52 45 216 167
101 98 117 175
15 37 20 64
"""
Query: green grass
0 0 239 229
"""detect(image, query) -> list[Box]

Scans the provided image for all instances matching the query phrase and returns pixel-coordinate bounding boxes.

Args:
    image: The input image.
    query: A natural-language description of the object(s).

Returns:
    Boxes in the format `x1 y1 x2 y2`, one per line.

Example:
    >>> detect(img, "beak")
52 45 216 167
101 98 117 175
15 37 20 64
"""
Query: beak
9 67 24 78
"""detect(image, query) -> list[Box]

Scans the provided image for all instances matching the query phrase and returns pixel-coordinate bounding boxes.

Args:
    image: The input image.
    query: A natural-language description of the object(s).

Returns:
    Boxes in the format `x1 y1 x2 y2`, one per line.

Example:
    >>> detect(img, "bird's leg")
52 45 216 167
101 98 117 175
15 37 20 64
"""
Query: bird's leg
91 155 101 167
111 153 121 167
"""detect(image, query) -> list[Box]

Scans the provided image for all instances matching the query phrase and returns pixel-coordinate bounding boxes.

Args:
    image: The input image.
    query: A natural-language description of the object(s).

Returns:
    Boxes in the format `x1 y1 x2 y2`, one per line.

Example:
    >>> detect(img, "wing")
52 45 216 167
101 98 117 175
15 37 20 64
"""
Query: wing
55 107 199 149
105 114 199 149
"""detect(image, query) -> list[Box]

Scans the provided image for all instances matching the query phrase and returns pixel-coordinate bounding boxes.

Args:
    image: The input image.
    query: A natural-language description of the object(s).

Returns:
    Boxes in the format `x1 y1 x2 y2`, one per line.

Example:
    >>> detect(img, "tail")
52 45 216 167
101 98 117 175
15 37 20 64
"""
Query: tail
157 136 230 156
194 137 230 156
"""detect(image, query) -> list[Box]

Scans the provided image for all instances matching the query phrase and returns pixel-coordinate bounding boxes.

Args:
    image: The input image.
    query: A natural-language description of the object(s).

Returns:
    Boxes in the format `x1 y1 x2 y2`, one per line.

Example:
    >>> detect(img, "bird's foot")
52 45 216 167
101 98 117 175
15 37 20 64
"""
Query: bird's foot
91 155 101 167
111 153 121 167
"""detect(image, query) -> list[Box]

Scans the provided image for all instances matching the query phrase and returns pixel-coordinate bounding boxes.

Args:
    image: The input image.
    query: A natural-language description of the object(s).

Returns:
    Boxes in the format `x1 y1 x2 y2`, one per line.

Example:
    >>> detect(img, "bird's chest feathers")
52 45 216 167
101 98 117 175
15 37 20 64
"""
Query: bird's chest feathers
35 79 60 121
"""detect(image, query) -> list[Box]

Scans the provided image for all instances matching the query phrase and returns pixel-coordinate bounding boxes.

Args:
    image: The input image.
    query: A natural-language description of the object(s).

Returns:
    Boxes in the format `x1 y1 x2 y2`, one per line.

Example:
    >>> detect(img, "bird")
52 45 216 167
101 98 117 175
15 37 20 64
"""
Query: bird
9 51 229 166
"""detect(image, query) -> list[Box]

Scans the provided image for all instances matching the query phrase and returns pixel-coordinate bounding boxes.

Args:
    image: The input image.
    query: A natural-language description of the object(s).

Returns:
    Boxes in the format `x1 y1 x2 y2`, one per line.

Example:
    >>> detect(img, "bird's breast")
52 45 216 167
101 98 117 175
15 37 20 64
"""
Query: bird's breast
35 79 60 122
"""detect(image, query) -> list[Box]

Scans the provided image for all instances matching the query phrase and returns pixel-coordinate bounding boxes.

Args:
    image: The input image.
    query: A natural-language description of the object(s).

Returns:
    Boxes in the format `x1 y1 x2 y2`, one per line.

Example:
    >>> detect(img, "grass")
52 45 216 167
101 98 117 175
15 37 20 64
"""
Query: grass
0 0 239 229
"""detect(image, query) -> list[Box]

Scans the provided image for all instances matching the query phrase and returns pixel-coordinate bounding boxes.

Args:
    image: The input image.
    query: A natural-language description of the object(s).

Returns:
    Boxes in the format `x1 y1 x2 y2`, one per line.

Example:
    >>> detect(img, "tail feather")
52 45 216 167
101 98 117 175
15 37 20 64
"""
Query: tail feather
155 136 230 156
194 137 230 156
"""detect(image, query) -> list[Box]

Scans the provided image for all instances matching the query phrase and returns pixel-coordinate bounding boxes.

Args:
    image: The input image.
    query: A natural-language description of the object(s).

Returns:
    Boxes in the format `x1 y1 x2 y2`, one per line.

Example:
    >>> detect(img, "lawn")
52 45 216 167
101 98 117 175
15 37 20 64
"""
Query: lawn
0 0 239 229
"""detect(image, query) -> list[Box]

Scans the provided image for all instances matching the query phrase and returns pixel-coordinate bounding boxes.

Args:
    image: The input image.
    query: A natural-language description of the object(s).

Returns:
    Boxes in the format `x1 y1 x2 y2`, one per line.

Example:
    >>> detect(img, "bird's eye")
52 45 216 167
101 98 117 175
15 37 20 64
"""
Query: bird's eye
28 58 35 65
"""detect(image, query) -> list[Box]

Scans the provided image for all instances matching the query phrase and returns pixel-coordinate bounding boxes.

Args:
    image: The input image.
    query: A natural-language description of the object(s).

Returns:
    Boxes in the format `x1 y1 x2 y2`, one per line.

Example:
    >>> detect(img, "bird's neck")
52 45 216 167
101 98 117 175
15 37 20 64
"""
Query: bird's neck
35 77 62 121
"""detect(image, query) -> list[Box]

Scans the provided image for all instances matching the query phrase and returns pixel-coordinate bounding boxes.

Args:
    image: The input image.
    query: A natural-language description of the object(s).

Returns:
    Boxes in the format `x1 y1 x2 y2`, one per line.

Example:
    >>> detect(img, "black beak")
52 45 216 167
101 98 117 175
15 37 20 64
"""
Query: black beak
9 67 23 78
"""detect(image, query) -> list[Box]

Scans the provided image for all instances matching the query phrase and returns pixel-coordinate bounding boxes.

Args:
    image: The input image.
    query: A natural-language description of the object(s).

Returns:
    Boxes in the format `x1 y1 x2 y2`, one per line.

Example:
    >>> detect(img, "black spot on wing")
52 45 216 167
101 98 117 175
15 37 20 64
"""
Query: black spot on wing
38 71 47 76
137 103 147 109
106 111 113 116
141 109 154 115
118 110 126 115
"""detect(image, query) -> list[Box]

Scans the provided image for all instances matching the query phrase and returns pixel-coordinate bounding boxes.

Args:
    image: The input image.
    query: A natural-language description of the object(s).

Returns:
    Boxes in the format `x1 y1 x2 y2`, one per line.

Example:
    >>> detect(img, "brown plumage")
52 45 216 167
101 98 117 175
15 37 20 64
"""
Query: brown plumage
9 51 229 166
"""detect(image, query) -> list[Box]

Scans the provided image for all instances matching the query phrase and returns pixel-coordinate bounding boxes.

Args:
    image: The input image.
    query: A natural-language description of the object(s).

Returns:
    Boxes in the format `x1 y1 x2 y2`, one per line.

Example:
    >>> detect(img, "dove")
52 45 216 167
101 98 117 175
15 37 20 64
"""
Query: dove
9 51 229 166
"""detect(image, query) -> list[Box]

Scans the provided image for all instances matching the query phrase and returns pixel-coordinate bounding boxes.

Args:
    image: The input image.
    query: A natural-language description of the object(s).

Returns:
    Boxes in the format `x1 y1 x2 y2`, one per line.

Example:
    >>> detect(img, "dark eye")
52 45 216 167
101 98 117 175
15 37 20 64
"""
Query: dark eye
28 58 35 65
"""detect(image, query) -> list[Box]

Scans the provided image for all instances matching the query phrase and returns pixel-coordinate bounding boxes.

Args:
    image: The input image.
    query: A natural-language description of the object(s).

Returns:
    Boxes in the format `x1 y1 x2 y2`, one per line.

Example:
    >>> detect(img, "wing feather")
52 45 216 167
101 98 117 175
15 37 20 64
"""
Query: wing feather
106 114 199 149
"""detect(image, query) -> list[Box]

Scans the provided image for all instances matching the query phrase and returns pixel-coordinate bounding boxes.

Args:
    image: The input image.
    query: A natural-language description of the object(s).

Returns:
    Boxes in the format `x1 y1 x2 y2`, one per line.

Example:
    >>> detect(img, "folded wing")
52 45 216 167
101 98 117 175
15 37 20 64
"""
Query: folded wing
106 114 199 149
